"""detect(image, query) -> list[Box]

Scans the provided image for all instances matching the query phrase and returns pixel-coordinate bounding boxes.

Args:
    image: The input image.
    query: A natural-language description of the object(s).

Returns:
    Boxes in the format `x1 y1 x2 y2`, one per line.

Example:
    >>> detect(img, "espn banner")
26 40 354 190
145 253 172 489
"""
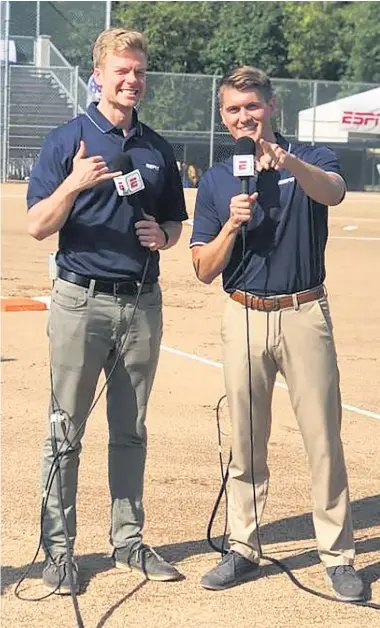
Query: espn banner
340 110 380 134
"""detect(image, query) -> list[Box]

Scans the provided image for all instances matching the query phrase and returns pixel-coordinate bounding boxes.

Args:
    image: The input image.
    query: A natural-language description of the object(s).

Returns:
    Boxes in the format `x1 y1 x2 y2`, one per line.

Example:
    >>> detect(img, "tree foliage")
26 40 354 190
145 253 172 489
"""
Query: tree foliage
114 1 217 73
341 2 380 83
204 2 288 77
9 1 380 84
282 2 349 81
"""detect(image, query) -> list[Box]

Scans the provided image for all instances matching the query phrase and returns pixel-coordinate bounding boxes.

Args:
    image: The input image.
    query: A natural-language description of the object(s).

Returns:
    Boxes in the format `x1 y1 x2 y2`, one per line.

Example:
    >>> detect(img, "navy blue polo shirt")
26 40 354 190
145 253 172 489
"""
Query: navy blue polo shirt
190 134 345 296
27 103 188 282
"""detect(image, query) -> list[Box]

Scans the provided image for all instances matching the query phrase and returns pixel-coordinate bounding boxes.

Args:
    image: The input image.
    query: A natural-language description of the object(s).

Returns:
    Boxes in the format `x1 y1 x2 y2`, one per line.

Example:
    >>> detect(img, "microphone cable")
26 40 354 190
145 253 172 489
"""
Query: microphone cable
207 227 380 611
15 251 153 628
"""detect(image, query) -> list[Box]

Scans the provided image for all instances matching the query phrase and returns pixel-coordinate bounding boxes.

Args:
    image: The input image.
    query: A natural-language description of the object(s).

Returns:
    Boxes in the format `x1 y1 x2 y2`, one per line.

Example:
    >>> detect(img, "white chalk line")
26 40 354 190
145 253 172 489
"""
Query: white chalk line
333 217 380 223
23 296 380 423
330 236 380 241
161 345 380 423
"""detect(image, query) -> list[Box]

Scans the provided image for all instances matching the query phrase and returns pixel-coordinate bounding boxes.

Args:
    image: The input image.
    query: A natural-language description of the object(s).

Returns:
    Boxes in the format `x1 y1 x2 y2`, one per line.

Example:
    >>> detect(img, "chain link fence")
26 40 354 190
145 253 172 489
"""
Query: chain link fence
139 74 380 191
1 0 380 189
8 0 110 77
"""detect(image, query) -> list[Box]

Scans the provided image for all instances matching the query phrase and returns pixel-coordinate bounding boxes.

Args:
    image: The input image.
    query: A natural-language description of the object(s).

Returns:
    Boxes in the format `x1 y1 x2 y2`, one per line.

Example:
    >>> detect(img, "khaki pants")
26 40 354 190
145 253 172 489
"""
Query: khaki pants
41 278 162 558
222 292 355 567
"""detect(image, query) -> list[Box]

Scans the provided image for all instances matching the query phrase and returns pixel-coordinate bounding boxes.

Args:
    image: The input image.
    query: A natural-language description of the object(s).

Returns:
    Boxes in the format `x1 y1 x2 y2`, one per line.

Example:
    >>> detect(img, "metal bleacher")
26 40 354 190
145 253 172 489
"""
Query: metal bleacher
8 66 75 178
4 36 87 180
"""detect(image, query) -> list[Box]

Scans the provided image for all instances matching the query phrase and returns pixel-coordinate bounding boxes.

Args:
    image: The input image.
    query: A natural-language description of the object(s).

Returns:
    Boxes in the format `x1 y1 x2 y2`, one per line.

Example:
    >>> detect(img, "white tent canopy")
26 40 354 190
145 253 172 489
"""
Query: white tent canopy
298 87 380 143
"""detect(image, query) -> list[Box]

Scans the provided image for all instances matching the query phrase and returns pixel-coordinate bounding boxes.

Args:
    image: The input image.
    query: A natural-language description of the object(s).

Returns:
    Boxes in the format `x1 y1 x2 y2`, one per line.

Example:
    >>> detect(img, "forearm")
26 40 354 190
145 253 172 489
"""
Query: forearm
27 176 79 240
159 220 183 250
286 154 345 206
192 220 239 284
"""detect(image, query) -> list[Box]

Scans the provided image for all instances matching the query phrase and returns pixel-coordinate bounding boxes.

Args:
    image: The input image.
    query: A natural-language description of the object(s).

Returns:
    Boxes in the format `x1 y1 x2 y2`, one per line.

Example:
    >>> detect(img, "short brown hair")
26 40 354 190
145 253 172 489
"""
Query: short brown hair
218 66 273 104
93 28 148 68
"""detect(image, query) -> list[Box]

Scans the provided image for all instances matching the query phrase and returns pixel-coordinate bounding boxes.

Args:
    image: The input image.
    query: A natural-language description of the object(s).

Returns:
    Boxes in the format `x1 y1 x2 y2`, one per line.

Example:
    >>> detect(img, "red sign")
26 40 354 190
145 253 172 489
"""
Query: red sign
341 110 380 131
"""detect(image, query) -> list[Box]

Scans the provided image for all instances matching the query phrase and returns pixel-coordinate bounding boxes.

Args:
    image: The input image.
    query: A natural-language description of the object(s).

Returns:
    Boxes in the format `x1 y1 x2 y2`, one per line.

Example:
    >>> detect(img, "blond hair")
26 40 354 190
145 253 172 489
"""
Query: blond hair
218 66 273 104
93 28 148 68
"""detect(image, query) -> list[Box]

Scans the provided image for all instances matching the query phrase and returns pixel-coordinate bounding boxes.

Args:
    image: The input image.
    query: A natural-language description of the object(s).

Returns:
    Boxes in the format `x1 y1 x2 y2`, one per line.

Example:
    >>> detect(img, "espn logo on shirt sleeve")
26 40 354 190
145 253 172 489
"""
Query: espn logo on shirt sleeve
114 169 145 196
233 154 255 177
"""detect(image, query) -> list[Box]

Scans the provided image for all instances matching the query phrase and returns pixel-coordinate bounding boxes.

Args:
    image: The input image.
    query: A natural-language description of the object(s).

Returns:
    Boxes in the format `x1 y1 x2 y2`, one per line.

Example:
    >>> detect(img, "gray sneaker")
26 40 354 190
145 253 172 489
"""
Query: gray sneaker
42 556 80 595
201 551 260 591
113 544 182 582
326 565 365 602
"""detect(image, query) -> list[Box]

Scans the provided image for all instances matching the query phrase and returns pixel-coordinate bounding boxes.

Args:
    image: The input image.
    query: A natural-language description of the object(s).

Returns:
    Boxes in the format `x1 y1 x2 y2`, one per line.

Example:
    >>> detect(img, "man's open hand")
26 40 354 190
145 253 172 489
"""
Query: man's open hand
68 141 122 192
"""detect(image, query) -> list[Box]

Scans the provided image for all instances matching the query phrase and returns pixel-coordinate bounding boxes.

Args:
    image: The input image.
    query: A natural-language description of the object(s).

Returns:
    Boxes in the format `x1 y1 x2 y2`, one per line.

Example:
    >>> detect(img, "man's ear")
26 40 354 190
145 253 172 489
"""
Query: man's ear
220 107 227 127
93 67 102 87
267 96 276 116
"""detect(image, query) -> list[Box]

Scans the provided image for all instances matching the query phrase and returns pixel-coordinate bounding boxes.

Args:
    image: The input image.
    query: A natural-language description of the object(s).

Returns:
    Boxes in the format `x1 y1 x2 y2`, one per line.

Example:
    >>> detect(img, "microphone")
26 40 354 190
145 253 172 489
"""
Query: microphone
233 137 256 195
112 153 147 221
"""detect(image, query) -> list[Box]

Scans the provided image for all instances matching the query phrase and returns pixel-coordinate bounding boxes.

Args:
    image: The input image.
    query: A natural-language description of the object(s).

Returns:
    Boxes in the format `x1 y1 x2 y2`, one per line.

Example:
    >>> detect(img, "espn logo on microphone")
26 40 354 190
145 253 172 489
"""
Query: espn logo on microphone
233 154 255 177
114 170 145 196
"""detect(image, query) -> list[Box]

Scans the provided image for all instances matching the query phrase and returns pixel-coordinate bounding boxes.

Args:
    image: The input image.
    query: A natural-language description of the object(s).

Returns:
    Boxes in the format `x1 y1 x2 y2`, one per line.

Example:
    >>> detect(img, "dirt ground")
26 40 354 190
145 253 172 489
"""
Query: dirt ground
1 183 380 628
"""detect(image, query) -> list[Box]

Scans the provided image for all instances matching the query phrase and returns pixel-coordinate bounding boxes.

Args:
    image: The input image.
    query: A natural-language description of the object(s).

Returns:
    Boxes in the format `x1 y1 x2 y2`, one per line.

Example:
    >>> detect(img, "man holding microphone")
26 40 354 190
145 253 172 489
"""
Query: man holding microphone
190 65 364 602
27 27 187 593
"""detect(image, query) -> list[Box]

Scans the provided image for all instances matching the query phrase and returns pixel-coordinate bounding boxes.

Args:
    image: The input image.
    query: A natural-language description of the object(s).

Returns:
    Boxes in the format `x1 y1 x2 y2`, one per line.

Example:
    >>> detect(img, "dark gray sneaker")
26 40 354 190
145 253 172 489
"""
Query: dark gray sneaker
326 565 364 602
42 556 80 595
113 544 182 582
201 551 260 591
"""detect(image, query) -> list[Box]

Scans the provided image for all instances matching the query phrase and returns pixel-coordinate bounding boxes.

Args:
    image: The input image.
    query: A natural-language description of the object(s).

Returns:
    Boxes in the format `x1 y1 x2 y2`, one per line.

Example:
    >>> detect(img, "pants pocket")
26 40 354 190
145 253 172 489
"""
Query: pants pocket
315 296 334 334
52 279 89 311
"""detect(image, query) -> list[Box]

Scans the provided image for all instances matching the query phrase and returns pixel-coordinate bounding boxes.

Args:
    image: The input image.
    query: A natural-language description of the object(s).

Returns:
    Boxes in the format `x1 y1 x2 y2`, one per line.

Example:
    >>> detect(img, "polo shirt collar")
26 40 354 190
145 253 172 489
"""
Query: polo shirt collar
274 132 290 152
86 102 143 136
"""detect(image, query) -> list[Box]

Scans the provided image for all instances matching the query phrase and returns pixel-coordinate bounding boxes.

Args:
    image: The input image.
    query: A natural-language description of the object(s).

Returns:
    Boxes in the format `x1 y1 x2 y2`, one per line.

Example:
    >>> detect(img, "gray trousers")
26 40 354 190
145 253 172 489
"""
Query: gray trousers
42 277 162 559
222 292 355 567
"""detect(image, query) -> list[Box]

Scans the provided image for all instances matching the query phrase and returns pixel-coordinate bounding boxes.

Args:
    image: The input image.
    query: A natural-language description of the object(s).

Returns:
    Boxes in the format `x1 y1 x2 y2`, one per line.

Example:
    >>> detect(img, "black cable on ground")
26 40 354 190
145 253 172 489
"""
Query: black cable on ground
15 253 152 627
207 227 379 610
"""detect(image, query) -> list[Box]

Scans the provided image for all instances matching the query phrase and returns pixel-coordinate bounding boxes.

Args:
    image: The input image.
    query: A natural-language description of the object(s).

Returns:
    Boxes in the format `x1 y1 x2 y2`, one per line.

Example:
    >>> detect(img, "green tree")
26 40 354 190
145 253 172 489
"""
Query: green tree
41 1 107 77
205 1 288 77
283 1 349 81
114 1 218 132
139 73 213 132
341 2 380 83
114 1 218 73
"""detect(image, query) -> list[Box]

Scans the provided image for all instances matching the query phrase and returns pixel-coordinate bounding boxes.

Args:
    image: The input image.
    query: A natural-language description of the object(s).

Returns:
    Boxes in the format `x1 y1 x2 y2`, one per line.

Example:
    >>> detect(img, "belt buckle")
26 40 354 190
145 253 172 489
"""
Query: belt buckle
113 282 130 296
261 297 280 312
114 281 137 296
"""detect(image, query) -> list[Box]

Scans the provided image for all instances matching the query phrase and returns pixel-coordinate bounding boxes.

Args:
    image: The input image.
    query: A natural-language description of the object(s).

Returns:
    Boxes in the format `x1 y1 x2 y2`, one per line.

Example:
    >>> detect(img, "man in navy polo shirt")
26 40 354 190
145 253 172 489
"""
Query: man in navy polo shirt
190 66 364 602
27 27 188 593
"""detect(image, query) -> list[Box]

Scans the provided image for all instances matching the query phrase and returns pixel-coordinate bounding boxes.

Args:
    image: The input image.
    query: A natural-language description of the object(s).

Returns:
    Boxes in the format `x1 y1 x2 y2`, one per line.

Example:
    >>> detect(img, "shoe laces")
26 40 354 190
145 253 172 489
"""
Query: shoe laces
133 544 162 565
222 551 239 569
331 565 354 577
48 555 78 571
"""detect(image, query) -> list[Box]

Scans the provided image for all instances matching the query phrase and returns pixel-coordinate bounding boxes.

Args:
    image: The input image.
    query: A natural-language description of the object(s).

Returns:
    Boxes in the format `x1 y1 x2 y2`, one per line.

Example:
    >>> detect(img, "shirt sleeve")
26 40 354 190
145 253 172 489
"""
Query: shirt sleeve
309 146 345 179
157 152 188 223
190 171 221 247
26 129 70 209
309 145 346 202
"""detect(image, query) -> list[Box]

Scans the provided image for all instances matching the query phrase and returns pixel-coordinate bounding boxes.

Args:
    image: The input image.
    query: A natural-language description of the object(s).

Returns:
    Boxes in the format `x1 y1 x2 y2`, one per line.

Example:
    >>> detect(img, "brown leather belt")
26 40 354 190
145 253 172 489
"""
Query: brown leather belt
230 286 325 312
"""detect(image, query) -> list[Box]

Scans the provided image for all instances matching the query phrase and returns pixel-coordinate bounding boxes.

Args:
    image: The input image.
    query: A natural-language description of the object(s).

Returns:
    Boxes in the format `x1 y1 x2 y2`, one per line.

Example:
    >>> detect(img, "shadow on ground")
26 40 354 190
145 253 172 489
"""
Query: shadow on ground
2 494 379 603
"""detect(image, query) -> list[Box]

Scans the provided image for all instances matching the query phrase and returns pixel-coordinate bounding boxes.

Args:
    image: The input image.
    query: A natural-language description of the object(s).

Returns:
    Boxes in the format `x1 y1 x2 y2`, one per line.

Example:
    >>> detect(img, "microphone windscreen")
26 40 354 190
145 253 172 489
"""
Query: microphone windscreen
233 137 256 179
234 136 256 157
112 152 134 173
